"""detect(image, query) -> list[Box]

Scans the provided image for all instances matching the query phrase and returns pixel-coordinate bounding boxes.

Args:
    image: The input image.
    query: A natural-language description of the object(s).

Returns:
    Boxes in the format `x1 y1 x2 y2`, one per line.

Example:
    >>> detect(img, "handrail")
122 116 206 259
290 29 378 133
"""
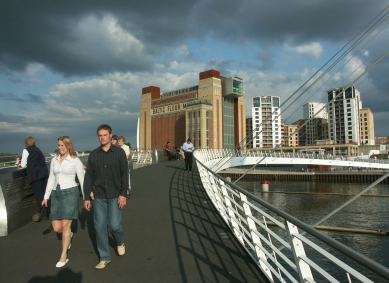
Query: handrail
194 149 389 282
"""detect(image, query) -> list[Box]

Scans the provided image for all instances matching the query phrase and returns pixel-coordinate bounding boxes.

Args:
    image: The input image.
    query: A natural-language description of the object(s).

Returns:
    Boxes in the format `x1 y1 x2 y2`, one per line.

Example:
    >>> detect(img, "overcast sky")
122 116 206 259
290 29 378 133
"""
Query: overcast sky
1 1 388 154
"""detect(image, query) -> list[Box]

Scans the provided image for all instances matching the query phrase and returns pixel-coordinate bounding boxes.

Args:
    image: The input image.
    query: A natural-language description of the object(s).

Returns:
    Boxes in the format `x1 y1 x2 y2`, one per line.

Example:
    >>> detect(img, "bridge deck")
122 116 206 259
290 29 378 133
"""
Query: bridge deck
0 161 269 283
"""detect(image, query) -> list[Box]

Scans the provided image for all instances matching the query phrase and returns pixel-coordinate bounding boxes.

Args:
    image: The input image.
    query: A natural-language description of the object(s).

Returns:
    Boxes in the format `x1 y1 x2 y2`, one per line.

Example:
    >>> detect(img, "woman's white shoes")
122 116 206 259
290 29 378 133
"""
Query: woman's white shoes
56 259 69 268
55 232 72 267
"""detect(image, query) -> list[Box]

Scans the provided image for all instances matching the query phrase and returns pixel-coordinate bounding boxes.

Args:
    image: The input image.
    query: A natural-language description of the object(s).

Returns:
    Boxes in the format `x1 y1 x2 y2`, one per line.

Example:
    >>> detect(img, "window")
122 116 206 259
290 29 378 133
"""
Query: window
253 97 260 107
364 118 367 121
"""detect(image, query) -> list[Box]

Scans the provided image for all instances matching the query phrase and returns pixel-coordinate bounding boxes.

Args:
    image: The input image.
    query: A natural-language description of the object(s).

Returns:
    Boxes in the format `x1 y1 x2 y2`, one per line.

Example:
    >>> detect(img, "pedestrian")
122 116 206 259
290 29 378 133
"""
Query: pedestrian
165 141 173 161
117 135 131 198
83 124 129 270
41 136 85 268
111 135 119 146
18 136 49 221
183 138 195 171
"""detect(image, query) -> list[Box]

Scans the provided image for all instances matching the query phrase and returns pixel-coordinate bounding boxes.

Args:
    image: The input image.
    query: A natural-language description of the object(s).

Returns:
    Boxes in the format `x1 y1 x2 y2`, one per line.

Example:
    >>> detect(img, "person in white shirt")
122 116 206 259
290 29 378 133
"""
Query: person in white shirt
117 136 131 197
183 138 195 171
117 136 130 159
41 136 85 268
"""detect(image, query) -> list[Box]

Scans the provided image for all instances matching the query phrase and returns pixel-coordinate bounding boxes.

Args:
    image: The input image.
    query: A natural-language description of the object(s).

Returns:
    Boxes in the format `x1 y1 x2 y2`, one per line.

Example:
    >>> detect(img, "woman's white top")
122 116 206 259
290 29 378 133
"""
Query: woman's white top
44 155 85 199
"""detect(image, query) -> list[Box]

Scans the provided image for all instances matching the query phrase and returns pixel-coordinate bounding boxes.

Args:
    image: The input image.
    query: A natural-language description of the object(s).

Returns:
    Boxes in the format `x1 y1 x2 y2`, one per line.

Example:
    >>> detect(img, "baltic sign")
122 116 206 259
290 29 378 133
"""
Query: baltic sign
152 102 188 115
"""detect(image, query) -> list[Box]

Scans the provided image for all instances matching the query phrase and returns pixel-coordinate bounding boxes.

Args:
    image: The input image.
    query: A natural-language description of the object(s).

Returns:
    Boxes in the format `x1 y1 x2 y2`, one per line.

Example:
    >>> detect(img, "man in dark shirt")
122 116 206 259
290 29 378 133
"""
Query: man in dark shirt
83 124 129 270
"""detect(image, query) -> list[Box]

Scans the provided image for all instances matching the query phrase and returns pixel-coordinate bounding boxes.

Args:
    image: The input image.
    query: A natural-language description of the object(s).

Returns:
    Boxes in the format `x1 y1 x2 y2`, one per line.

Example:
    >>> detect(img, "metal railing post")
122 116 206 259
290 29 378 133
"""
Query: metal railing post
240 193 274 282
219 179 244 245
285 221 314 283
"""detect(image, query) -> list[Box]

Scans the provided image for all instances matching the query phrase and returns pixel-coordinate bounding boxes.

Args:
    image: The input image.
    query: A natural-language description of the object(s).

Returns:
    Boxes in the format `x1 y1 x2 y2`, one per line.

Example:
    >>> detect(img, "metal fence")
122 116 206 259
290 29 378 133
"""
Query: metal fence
194 149 389 283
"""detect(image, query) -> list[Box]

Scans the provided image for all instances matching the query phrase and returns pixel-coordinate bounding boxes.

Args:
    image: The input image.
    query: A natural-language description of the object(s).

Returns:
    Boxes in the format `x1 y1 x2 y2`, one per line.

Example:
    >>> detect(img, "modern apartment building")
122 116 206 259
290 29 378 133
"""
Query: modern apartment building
251 96 282 148
359 108 375 145
303 102 327 145
327 86 361 145
138 69 246 149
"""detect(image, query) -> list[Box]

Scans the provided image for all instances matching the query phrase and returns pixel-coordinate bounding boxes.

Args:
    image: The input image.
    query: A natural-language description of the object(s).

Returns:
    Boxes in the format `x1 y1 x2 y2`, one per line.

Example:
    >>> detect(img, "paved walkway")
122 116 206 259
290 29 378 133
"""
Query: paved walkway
0 161 269 283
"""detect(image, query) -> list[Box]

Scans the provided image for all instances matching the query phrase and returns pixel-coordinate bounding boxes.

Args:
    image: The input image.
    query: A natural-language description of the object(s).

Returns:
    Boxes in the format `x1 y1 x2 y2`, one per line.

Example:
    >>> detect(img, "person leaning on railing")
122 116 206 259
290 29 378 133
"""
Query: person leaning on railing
18 136 49 222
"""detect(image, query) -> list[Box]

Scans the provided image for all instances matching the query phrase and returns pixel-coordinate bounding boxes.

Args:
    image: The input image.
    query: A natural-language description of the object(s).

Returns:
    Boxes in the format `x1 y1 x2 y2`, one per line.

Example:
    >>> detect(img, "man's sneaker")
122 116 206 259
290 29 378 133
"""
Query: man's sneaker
117 244 125 256
95 261 110 270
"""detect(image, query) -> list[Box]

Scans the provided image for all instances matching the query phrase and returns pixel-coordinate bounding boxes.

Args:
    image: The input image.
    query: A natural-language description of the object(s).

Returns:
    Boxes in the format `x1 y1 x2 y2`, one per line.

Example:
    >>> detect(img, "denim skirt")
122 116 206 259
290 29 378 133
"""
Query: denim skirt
50 185 79 220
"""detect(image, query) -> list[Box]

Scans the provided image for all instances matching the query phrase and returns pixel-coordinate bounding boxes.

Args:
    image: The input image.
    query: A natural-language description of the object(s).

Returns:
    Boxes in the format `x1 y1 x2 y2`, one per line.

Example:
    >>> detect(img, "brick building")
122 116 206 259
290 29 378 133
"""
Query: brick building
138 69 246 149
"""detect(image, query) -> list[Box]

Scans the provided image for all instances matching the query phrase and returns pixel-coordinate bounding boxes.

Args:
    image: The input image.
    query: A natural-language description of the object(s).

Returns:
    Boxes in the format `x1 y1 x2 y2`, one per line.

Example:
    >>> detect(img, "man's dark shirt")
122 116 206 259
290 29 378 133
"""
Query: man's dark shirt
83 144 129 200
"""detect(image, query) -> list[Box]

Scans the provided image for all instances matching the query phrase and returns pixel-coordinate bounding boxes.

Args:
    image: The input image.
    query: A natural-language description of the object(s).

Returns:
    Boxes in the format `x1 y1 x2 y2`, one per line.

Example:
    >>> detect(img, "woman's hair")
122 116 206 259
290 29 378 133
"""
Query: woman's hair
112 134 118 141
58 136 78 158
25 136 36 147
118 136 126 142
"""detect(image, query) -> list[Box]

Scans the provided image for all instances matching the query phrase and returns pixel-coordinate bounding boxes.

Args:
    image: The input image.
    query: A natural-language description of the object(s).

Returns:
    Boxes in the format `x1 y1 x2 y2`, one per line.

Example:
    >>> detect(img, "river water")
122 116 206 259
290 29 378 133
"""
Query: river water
237 180 389 282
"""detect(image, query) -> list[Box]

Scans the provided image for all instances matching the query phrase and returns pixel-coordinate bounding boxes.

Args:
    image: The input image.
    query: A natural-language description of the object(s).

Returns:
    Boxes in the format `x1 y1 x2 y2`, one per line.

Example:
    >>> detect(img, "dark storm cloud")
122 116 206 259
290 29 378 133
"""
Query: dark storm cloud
1 0 387 77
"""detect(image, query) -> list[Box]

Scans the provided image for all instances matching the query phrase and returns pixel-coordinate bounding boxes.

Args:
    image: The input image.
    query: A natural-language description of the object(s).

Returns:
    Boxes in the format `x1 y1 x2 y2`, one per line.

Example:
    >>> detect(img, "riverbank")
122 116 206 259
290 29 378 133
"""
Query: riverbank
218 168 389 183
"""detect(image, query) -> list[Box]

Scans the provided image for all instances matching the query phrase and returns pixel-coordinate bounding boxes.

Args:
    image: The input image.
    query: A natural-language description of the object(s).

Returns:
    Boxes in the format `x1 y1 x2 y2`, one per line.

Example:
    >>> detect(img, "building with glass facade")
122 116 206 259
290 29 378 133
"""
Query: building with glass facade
138 69 246 149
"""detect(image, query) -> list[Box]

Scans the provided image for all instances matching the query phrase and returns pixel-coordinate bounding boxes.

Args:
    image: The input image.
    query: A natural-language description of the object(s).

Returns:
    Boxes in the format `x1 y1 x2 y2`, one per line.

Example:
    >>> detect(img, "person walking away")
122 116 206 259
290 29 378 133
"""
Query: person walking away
117 136 131 198
18 136 49 221
183 138 195 171
41 136 85 268
83 124 129 270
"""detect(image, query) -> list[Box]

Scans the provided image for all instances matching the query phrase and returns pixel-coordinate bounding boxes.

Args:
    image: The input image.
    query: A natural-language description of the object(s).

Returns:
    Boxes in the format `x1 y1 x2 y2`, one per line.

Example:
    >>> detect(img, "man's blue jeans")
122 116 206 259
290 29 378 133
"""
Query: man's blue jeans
93 198 124 261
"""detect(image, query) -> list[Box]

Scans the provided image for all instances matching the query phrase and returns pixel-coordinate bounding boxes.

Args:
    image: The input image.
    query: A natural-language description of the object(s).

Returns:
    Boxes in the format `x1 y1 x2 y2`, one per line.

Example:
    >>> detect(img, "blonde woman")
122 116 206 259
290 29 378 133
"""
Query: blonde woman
42 136 84 268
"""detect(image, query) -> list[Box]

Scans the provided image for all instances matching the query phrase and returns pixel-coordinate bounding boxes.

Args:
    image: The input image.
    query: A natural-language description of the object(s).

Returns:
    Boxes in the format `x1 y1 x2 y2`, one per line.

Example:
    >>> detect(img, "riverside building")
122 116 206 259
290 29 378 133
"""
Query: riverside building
302 102 327 146
138 69 246 150
251 96 282 148
359 108 375 145
327 86 361 145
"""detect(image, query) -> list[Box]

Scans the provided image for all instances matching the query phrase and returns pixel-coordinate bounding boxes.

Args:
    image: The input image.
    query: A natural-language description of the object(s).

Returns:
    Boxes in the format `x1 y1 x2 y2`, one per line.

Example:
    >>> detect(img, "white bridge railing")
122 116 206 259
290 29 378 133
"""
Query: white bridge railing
194 148 389 283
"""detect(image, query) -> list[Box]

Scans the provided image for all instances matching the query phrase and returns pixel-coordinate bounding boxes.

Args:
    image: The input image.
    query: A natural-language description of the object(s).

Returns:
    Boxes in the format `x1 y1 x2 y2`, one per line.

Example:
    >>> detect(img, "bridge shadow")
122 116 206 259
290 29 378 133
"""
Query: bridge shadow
168 164 269 282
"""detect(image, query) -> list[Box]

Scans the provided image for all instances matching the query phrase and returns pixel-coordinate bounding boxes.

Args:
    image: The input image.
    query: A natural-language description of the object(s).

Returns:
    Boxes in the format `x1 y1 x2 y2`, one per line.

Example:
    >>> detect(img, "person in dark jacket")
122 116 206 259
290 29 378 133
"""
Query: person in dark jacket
83 124 129 269
18 136 49 221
